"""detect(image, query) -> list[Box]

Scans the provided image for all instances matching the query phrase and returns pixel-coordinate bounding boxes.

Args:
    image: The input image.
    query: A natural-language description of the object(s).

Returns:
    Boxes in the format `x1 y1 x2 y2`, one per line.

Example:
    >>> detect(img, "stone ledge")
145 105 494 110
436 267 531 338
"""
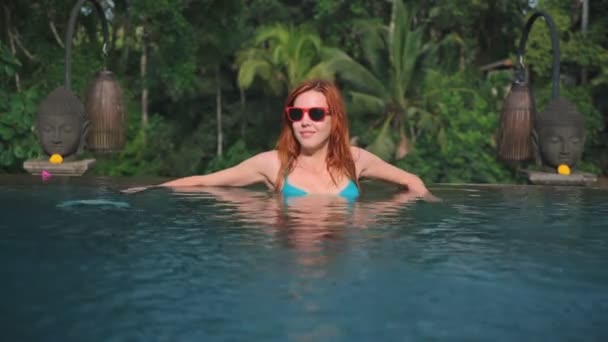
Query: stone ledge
521 169 598 186
23 158 96 176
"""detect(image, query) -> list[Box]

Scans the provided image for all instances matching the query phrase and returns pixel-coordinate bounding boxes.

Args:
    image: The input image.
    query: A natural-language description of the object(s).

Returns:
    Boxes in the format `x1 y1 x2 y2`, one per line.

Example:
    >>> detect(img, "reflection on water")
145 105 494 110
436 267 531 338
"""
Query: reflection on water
1 177 608 341
172 186 420 254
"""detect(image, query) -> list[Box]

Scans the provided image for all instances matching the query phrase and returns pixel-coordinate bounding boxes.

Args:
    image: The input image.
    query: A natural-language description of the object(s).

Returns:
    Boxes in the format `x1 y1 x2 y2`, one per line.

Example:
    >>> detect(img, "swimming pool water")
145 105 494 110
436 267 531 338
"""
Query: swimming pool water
1 176 607 341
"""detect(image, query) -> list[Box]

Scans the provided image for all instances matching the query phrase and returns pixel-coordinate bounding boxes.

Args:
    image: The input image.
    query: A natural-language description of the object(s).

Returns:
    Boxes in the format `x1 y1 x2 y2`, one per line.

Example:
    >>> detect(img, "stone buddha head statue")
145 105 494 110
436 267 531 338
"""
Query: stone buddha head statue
35 86 88 159
532 97 585 169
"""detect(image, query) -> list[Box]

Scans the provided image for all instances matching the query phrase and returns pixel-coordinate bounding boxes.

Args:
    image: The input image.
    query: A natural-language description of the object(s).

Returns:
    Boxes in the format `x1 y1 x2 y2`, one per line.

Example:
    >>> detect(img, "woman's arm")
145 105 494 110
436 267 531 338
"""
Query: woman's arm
352 147 439 201
121 151 277 194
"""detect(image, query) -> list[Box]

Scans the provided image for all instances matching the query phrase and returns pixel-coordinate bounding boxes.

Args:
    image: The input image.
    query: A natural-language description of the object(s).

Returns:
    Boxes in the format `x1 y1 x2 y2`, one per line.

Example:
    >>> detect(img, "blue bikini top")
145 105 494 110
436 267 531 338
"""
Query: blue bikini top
281 176 360 199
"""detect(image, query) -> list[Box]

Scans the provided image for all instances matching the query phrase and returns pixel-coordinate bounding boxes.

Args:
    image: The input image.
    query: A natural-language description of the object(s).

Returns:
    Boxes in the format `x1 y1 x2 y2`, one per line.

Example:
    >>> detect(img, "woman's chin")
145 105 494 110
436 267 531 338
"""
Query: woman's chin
298 141 325 152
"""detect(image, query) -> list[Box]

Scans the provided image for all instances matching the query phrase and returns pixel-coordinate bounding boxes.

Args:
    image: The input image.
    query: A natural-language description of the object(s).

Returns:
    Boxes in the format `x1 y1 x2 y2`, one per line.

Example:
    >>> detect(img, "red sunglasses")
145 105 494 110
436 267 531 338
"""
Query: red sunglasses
285 106 330 122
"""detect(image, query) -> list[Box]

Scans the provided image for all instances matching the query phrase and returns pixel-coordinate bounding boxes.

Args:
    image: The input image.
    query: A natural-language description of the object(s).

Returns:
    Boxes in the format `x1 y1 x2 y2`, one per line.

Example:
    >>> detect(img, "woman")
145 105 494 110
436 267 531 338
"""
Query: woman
123 79 437 201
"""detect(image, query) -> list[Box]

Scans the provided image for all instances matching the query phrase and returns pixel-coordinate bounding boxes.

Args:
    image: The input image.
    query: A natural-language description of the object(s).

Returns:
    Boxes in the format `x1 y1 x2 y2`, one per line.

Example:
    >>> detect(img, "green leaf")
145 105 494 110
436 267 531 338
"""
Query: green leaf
325 49 386 97
0 150 14 166
0 124 14 140
13 145 25 159
4 65 14 78
367 113 395 161
348 91 386 115
237 59 272 90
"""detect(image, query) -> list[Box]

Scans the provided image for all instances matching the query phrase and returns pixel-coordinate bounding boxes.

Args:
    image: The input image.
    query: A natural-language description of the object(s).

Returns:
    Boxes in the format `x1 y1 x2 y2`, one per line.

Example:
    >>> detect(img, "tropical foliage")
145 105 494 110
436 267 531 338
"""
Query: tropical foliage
1 0 606 183
325 0 455 160
237 24 335 96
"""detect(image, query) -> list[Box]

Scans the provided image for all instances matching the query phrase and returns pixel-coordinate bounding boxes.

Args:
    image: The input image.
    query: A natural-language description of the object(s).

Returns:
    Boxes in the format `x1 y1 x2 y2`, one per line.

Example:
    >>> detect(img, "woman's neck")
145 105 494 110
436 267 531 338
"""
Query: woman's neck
297 143 329 171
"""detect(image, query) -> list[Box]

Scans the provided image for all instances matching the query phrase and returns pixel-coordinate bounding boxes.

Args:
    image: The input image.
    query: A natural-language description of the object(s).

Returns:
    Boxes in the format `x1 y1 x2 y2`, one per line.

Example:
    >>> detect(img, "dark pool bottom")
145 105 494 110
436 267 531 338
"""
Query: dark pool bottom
1 177 607 341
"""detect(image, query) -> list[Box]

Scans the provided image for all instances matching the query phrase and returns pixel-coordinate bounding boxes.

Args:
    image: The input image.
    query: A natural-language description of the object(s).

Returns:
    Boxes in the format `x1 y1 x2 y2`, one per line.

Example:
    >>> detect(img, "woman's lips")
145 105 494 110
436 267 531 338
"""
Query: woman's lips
299 131 315 138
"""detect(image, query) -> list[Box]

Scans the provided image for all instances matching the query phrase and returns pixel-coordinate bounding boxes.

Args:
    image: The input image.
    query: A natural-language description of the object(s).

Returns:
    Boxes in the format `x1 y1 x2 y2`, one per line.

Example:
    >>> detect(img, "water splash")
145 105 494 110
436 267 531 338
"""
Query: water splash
57 199 131 209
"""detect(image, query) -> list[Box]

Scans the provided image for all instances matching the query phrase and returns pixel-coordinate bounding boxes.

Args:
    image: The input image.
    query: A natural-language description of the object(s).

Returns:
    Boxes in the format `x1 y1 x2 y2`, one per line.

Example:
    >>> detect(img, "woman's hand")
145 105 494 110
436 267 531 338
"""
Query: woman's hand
419 191 442 203
407 178 441 203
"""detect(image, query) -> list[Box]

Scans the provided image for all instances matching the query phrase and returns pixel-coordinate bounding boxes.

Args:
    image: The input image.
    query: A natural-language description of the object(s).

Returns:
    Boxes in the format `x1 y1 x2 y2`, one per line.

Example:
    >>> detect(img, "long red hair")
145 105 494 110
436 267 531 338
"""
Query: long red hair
274 79 359 192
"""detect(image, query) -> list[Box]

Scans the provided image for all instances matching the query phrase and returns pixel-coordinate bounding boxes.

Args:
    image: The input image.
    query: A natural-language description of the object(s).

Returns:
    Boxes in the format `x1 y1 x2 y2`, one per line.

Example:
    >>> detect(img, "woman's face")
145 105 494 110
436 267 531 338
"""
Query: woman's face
290 90 332 151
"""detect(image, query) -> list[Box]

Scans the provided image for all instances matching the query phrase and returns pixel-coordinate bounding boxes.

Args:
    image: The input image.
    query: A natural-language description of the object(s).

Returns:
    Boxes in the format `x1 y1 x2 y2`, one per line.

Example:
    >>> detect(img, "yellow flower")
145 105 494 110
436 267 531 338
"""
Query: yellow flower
49 154 63 164
557 164 571 175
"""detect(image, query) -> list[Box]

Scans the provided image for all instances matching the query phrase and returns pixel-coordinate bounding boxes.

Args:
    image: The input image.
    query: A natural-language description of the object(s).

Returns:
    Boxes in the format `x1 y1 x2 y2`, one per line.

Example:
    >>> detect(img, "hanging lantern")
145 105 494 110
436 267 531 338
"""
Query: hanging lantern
497 13 539 163
85 69 126 153
497 70 535 161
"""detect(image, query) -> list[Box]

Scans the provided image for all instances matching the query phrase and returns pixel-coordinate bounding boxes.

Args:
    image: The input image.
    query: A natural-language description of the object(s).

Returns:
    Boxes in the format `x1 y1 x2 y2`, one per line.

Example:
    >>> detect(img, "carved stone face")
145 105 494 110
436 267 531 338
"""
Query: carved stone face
535 125 585 168
35 86 87 158
533 97 586 168
37 113 84 156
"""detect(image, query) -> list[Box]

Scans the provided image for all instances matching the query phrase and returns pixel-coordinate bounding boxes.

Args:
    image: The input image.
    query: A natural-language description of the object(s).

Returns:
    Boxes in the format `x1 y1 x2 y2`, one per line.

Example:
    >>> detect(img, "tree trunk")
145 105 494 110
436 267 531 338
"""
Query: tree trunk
581 0 589 85
3 4 21 92
240 87 246 139
47 9 65 48
216 68 223 157
140 26 148 128
395 114 411 160
392 103 412 160
118 14 132 74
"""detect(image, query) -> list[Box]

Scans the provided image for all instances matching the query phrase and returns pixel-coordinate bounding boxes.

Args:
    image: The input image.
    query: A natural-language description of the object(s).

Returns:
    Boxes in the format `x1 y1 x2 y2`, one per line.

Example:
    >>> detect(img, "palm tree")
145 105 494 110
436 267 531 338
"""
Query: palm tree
236 24 336 96
326 0 442 160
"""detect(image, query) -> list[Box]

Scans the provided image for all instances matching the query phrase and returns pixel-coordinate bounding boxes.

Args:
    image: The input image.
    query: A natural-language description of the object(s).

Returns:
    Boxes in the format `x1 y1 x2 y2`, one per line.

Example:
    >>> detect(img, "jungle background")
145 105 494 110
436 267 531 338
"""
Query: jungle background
1 0 607 184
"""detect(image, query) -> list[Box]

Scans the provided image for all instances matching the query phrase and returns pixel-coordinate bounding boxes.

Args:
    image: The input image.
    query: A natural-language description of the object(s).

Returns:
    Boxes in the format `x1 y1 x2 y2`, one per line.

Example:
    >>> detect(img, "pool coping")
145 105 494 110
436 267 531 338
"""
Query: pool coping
1 173 607 190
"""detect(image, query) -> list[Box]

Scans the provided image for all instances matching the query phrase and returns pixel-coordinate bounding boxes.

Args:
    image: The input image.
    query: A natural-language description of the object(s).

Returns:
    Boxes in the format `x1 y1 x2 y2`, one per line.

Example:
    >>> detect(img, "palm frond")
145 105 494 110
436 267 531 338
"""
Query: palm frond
348 91 386 116
358 20 388 78
254 24 289 47
366 113 396 161
237 59 272 90
389 0 411 82
292 33 323 85
324 48 387 98
304 61 335 82
400 27 425 94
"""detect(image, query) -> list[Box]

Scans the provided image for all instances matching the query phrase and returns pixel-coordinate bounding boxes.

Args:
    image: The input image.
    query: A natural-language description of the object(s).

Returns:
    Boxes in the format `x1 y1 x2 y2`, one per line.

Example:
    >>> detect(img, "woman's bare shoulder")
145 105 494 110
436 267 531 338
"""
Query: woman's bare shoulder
252 150 279 163
349 146 373 162
248 150 280 174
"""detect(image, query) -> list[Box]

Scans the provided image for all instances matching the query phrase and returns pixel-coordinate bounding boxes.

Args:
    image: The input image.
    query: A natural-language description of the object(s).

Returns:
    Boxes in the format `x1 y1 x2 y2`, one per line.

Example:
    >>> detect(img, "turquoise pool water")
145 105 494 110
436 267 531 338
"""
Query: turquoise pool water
1 175 607 341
